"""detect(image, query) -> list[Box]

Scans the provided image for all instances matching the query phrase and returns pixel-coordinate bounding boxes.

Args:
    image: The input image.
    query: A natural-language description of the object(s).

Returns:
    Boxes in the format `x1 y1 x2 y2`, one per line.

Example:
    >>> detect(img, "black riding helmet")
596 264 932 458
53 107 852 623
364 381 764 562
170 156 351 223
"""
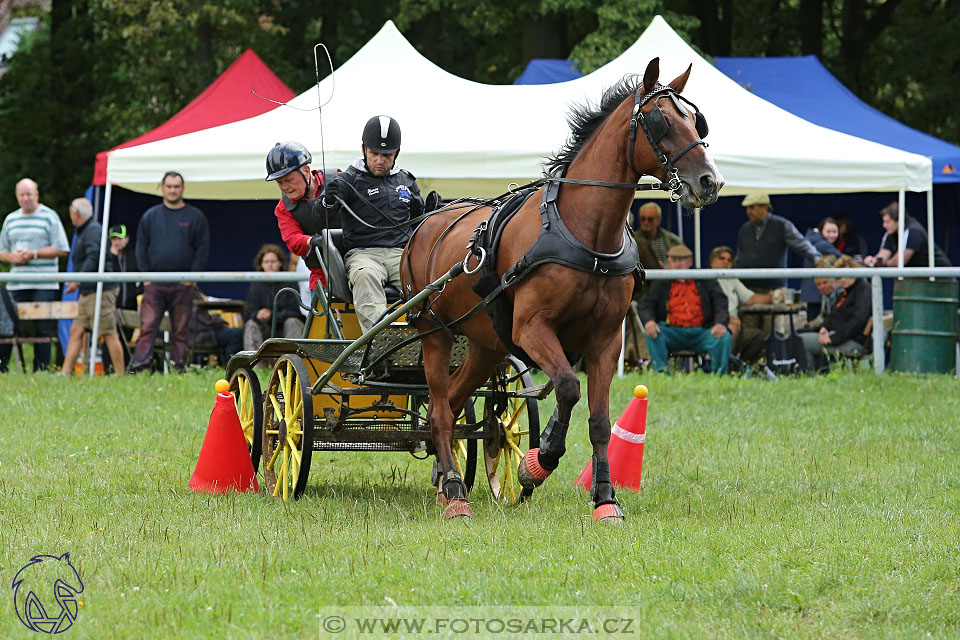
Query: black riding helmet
361 116 401 155
265 141 312 181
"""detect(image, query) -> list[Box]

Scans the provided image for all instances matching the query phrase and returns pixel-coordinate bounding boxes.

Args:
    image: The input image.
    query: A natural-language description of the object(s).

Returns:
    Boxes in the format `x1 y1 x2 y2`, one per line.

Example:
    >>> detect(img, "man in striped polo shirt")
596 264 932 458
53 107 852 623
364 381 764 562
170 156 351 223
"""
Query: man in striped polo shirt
0 179 70 371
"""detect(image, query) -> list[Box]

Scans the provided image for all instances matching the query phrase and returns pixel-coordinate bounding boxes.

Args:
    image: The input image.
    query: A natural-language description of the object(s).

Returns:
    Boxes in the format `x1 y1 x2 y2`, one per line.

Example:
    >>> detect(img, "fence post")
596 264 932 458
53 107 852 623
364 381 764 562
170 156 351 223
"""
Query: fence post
871 274 884 375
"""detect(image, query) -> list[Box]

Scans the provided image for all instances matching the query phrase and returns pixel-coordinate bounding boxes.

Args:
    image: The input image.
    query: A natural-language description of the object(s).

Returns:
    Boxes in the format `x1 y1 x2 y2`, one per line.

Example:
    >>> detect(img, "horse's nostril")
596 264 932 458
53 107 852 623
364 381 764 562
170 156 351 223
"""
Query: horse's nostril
700 174 718 195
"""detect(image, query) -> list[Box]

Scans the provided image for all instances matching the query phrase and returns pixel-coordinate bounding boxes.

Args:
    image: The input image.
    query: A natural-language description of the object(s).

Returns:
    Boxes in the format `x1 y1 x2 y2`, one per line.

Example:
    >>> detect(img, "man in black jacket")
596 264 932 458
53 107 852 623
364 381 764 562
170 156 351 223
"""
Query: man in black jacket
59 198 126 375
636 244 732 374
734 191 821 292
324 115 439 332
129 171 210 372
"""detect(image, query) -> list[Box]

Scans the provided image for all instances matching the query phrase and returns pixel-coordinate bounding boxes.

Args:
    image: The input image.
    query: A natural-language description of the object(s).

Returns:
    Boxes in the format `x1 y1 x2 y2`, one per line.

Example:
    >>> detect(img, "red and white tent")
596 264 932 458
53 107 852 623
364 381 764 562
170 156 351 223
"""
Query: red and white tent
92 49 295 185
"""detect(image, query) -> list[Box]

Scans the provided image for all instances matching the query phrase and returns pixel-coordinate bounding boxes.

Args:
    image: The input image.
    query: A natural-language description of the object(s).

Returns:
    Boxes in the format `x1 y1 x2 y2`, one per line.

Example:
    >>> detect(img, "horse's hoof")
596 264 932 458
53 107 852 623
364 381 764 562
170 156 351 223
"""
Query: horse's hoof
442 499 473 519
592 503 624 524
518 448 552 489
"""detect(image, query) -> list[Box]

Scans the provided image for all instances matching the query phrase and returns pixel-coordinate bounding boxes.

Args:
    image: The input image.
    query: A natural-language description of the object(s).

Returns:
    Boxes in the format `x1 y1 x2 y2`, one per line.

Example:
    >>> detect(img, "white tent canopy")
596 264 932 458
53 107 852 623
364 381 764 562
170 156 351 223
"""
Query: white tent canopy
106 16 931 200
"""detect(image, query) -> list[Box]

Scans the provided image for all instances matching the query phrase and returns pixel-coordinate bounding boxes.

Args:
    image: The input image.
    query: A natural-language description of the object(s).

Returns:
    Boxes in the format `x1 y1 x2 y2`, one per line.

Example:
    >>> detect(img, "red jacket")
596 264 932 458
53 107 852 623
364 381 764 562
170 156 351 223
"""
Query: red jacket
273 170 327 290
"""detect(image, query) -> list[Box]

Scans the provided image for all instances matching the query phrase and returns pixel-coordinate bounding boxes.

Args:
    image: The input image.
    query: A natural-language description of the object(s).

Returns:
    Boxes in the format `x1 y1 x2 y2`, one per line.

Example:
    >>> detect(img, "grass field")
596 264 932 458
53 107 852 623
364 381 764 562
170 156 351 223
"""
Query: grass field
1 368 958 638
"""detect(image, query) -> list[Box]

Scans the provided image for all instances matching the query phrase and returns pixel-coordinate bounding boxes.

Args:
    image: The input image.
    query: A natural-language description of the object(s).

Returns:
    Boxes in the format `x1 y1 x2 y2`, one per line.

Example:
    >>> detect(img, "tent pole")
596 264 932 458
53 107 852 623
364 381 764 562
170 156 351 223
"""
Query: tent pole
88 178 114 377
675 200 683 243
694 208 701 268
618 319 625 378
897 188 905 268
927 186 935 268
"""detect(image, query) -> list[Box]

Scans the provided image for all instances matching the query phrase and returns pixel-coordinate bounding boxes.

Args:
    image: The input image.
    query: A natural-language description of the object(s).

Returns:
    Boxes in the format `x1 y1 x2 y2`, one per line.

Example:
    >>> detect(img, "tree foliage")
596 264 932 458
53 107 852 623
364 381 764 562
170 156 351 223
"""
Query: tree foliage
0 0 956 224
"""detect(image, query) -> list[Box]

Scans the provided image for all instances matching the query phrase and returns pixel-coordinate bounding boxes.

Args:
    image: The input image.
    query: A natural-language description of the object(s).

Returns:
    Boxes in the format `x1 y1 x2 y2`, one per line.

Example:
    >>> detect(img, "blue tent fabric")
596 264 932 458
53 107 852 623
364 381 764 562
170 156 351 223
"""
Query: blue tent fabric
514 59 581 85
714 55 960 184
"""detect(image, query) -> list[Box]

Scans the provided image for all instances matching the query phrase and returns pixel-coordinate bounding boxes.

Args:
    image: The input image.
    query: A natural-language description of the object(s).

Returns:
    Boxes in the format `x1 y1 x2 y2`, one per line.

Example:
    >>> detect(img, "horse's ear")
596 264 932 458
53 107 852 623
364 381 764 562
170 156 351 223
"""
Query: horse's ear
642 58 660 94
669 64 693 93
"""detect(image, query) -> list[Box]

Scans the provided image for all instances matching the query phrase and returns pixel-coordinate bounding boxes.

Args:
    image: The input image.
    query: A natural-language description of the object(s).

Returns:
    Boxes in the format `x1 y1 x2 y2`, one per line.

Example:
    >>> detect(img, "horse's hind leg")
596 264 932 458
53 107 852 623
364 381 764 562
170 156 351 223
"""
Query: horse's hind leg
419 330 472 519
585 333 625 523
513 319 580 489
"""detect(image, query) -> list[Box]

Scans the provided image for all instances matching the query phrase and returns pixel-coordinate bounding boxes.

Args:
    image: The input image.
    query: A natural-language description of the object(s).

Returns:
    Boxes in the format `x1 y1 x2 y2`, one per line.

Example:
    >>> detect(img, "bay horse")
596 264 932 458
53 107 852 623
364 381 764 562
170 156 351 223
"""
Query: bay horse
402 58 723 522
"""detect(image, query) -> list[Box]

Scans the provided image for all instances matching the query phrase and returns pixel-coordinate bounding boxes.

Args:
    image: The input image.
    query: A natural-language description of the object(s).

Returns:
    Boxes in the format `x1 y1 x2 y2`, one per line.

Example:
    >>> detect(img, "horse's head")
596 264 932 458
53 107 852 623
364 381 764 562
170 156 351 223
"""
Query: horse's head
630 58 724 208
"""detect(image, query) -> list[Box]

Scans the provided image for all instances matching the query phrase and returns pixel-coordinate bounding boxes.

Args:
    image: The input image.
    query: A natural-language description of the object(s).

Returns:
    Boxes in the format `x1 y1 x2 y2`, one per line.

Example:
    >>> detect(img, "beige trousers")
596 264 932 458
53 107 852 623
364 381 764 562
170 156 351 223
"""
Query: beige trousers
345 247 403 333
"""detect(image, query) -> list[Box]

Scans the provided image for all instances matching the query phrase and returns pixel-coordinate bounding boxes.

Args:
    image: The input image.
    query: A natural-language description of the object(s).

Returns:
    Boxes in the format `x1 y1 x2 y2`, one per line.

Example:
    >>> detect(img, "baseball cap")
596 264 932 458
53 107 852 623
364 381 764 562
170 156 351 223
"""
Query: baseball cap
109 224 127 239
667 244 693 258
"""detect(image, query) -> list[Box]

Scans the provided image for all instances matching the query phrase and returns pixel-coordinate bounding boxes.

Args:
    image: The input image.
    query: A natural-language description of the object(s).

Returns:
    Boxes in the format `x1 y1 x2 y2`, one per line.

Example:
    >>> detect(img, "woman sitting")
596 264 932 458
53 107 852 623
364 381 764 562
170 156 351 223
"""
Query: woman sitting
243 244 305 352
799 217 842 316
800 255 871 369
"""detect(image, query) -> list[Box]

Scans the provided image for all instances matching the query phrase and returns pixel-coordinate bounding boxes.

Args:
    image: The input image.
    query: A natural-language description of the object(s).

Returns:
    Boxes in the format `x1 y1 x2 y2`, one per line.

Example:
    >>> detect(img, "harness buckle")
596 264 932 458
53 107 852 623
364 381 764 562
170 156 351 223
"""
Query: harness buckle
462 247 486 275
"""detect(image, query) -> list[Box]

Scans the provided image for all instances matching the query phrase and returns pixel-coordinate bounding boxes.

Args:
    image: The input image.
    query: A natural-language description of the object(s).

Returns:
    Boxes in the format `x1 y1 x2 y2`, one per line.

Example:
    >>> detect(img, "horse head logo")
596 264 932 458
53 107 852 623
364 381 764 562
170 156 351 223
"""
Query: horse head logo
11 553 84 634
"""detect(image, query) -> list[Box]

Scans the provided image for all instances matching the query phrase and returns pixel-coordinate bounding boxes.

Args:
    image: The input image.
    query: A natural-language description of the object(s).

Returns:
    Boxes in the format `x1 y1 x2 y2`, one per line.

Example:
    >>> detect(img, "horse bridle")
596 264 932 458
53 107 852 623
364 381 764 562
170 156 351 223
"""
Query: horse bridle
628 83 709 201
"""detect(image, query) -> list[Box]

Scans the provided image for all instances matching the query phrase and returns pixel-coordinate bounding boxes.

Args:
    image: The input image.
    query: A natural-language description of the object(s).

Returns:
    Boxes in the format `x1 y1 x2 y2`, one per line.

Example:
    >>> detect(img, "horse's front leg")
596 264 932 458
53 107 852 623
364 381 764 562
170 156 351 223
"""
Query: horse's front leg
513 318 580 489
419 330 471 519
585 329 625 523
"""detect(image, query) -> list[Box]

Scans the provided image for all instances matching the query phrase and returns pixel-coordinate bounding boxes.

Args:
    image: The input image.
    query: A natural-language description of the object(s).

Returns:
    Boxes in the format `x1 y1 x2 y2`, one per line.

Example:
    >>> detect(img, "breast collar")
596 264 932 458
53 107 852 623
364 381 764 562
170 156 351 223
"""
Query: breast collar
499 167 641 284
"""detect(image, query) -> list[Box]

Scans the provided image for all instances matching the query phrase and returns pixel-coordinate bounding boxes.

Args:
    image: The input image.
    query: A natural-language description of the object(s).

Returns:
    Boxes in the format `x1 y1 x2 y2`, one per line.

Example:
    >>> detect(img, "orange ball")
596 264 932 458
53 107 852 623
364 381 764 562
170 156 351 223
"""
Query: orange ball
215 379 230 393
633 384 648 399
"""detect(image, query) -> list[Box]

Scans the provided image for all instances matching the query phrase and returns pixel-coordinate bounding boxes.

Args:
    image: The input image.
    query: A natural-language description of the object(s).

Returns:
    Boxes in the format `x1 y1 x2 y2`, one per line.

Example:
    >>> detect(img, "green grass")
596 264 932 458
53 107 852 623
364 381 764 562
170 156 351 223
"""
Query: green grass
1 369 959 638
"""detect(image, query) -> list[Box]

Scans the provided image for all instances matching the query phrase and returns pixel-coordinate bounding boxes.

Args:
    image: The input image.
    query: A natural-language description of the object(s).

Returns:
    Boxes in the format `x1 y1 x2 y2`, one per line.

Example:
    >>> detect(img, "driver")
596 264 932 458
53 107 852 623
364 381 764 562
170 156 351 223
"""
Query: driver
323 115 440 332
265 141 339 291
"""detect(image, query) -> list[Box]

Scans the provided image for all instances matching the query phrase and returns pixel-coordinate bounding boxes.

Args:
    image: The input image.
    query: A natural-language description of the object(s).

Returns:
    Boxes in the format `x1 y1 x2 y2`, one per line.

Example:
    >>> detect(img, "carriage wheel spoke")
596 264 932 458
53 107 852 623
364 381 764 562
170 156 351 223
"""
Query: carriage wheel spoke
266 441 282 470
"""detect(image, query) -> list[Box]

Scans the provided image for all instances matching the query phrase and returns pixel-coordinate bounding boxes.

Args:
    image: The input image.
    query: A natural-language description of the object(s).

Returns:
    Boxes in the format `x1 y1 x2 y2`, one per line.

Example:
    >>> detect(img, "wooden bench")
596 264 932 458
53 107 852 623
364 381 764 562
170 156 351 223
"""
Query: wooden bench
0 301 78 373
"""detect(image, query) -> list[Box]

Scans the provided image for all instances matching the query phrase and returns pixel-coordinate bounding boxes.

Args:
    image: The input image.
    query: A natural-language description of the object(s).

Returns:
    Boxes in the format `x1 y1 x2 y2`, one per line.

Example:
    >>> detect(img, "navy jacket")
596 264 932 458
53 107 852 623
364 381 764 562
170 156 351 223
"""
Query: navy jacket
636 278 730 328
799 228 842 303
243 281 303 325
330 158 423 253
135 204 210 272
72 218 116 295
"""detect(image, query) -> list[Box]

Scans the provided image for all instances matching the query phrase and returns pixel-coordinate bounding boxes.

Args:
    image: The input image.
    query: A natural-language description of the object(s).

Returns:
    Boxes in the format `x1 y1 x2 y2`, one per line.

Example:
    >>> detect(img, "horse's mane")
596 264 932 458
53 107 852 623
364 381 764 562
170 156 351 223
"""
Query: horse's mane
545 74 642 175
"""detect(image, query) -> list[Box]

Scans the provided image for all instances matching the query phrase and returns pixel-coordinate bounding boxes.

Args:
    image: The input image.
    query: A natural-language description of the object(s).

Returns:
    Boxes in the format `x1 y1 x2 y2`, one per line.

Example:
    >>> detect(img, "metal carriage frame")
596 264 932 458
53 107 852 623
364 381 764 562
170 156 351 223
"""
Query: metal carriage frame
225 239 550 503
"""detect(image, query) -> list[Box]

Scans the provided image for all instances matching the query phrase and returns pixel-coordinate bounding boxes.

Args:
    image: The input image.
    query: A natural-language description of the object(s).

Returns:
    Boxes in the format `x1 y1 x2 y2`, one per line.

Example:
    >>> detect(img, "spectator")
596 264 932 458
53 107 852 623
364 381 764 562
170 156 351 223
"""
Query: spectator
59 198 125 376
709 245 771 362
129 171 210 373
324 115 440 333
800 255 871 369
633 201 682 272
243 244 304 351
734 191 821 292
863 202 952 268
802 255 840 331
107 224 142 311
0 178 70 372
799 217 843 316
264 141 339 293
636 244 732 374
834 215 869 259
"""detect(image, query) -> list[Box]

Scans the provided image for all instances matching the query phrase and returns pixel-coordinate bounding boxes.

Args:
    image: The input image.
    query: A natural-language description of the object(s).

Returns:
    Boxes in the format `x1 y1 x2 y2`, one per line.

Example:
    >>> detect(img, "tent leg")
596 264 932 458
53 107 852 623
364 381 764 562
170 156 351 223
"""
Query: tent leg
89 180 114 377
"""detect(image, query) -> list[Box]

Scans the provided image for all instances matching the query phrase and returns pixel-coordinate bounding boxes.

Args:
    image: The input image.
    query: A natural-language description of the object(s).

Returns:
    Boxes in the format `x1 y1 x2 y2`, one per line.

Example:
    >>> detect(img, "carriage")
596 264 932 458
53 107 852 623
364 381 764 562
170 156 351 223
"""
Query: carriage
227 58 720 521
224 229 548 503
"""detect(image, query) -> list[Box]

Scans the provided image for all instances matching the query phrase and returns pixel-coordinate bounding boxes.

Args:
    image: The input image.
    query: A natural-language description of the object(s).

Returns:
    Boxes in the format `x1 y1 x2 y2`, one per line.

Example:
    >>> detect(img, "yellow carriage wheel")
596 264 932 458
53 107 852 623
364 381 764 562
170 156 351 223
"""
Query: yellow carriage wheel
261 354 314 501
229 365 263 471
483 356 540 504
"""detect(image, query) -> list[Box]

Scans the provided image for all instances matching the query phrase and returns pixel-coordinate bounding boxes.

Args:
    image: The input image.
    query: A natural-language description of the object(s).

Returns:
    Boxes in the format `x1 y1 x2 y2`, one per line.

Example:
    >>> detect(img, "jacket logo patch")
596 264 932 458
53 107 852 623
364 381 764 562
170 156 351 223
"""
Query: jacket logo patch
396 185 411 203
367 187 379 196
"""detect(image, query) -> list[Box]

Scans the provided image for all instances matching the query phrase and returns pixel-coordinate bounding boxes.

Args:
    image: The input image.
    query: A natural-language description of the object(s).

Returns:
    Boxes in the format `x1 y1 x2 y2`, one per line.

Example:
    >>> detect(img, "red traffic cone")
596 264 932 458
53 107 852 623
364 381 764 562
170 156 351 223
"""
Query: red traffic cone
575 384 647 492
189 380 259 493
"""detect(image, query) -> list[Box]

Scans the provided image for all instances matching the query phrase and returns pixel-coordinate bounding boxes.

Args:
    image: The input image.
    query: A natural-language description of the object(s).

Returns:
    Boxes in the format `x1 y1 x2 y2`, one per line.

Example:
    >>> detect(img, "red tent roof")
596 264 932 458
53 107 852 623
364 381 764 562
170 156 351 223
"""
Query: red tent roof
93 49 295 185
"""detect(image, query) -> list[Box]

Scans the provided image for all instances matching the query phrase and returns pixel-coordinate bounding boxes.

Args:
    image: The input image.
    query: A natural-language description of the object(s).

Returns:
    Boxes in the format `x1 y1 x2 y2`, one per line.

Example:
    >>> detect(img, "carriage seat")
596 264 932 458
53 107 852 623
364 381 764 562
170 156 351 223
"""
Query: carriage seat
319 229 402 303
